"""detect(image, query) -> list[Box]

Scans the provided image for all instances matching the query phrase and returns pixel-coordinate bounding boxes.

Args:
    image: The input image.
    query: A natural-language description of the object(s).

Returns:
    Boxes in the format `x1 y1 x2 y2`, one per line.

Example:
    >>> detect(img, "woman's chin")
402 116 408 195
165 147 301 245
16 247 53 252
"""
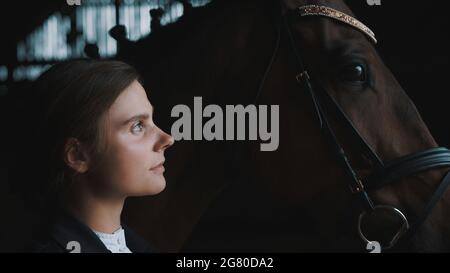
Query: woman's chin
136 177 167 196
124 175 167 197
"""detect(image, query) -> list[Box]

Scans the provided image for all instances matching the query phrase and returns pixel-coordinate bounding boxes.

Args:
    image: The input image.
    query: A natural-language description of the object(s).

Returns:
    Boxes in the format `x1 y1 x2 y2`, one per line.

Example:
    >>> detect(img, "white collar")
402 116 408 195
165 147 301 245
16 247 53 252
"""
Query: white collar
92 227 132 253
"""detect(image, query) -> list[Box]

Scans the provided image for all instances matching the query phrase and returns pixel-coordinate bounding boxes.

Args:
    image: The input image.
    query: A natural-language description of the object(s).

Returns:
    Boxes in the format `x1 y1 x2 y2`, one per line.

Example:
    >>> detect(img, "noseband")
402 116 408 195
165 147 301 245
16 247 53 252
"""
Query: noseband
256 4 450 251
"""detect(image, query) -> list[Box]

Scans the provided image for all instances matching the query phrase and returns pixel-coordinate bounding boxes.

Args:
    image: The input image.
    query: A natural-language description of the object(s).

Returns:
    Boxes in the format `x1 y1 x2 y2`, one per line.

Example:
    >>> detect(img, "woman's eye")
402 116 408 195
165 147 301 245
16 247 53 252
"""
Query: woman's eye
337 63 367 83
131 121 145 134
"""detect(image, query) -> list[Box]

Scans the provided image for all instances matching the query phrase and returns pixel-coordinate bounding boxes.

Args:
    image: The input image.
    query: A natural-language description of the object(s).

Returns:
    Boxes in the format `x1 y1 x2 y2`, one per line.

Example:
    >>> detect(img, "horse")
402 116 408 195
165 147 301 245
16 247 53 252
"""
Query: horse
119 0 450 252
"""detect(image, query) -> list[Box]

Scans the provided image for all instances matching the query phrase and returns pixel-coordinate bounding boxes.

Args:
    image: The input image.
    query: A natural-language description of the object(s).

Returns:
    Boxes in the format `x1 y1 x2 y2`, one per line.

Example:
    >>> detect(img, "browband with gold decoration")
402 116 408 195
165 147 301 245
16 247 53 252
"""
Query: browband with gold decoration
297 5 377 44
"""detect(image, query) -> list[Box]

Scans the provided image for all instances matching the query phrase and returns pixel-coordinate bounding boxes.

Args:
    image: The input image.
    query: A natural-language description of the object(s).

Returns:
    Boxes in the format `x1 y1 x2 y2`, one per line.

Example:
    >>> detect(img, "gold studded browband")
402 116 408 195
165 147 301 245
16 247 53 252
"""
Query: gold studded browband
297 5 377 44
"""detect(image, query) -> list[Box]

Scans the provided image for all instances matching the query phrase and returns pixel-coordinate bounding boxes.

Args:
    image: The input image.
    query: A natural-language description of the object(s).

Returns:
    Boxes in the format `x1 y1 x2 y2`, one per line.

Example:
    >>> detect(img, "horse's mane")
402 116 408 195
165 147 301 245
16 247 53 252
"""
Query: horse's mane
134 0 219 53
132 0 278 57
152 0 256 39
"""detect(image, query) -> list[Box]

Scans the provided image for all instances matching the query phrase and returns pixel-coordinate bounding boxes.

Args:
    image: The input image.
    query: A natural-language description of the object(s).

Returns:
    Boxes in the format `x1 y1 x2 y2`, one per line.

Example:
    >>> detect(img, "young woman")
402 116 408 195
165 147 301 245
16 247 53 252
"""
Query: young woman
28 59 174 253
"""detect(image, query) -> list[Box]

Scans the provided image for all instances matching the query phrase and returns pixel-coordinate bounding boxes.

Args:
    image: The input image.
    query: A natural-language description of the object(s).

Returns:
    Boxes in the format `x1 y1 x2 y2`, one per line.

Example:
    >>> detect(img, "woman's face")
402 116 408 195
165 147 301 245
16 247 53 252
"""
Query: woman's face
90 80 174 197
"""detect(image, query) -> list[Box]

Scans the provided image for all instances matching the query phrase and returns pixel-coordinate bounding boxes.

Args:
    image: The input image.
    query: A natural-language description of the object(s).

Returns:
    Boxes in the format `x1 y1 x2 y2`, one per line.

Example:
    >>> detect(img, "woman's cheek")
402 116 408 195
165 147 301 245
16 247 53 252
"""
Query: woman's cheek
112 133 154 194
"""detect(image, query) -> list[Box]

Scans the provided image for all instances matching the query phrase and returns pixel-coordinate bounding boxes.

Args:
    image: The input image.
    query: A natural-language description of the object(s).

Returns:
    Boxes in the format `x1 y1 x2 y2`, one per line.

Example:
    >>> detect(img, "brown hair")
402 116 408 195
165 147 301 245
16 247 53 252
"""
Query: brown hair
25 59 141 207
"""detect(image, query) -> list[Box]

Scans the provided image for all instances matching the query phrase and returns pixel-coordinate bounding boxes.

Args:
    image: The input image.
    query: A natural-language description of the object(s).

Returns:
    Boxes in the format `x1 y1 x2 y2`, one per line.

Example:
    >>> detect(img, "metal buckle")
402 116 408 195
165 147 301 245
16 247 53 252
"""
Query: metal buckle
358 205 409 250
296 71 310 83
349 179 365 194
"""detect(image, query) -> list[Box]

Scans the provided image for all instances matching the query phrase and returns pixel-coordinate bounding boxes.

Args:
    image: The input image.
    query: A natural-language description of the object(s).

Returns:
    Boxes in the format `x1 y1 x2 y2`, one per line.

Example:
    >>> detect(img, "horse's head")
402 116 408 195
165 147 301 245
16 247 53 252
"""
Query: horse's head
121 0 450 252
249 0 450 251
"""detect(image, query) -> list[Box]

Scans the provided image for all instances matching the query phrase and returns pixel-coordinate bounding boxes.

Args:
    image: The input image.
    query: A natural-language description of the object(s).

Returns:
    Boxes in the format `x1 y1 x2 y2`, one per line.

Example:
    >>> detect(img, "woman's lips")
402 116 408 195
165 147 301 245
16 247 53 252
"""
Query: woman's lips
150 162 165 175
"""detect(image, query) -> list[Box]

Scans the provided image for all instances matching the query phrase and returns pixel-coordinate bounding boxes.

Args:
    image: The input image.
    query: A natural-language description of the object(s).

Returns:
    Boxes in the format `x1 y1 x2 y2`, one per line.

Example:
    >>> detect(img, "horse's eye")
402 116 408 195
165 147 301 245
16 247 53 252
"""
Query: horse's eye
337 64 367 83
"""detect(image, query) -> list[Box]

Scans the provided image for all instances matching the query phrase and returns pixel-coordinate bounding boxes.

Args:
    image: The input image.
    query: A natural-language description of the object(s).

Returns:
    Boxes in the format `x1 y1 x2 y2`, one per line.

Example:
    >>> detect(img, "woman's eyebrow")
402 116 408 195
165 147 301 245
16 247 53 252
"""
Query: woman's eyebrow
122 113 150 126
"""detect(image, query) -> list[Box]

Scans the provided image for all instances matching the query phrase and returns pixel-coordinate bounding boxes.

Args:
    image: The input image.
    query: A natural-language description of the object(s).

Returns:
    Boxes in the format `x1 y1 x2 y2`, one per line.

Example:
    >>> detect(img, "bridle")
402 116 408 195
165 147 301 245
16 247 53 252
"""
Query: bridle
255 4 450 251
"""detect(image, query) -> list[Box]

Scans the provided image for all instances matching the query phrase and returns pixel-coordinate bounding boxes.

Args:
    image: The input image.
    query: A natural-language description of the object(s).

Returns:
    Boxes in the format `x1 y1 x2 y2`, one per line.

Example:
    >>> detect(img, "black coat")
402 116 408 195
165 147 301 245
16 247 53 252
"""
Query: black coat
32 212 155 253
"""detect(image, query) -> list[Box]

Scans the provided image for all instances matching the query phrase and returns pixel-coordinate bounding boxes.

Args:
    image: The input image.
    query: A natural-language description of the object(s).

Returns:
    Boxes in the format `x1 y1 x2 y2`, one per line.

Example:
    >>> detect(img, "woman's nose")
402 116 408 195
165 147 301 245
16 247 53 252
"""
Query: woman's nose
155 128 174 152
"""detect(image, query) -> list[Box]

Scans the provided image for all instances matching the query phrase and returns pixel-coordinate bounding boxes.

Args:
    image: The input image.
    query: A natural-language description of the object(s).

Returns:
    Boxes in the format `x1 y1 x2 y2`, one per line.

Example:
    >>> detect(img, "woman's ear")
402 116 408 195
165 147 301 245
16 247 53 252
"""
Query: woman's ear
63 138 90 174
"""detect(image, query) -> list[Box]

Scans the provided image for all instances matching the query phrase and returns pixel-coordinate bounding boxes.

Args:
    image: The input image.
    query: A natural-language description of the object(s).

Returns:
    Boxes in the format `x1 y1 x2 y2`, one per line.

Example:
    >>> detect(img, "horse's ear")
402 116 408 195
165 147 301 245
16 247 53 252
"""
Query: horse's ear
280 0 294 16
280 0 307 15
280 0 294 11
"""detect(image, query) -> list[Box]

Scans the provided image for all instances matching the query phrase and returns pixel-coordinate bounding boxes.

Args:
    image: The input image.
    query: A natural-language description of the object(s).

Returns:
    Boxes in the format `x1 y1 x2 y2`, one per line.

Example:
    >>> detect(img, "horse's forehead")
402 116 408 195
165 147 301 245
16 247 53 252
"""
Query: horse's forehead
283 0 376 45
301 6 376 44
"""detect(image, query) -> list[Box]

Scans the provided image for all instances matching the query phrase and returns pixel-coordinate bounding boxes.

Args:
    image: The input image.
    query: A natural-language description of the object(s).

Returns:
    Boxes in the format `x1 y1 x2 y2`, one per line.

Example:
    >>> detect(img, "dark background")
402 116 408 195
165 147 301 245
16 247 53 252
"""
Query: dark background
0 0 449 252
